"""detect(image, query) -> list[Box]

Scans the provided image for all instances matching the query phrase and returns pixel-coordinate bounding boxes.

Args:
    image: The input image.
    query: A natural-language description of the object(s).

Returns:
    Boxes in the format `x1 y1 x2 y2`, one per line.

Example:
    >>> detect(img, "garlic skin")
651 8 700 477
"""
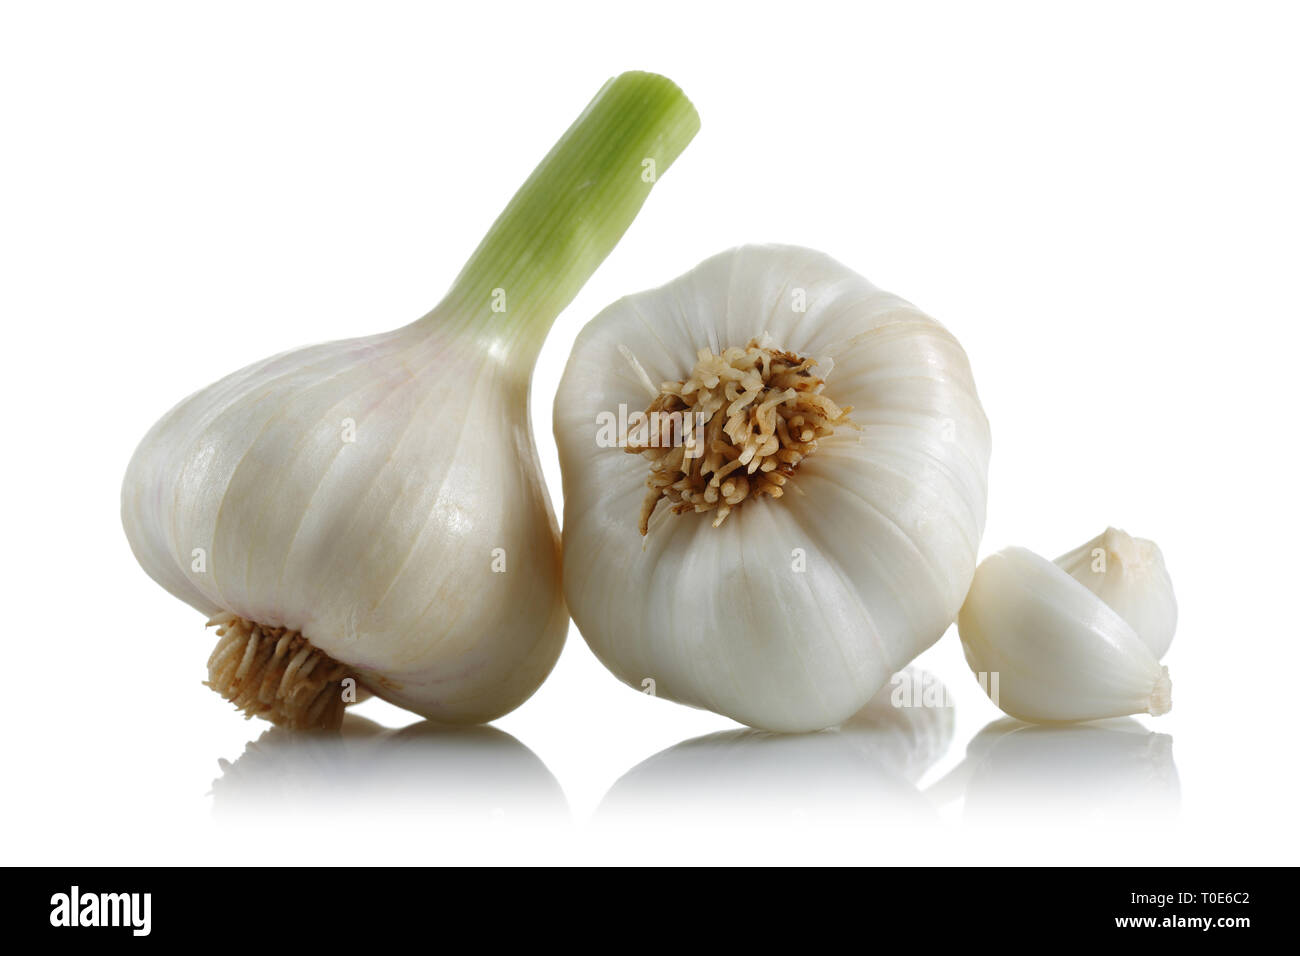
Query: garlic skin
121 72 700 728
1055 527 1177 660
554 245 991 733
123 328 569 725
958 547 1172 723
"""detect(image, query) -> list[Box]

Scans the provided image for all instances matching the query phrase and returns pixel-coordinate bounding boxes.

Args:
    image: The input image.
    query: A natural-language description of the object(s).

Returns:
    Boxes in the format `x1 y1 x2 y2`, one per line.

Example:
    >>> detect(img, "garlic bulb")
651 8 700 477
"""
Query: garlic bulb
1055 527 1177 659
554 245 991 732
958 547 1172 723
122 72 700 729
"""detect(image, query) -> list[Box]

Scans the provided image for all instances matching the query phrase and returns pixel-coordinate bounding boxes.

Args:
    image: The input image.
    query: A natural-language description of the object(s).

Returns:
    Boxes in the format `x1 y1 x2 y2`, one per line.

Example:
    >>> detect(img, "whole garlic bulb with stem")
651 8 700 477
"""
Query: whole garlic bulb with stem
1055 527 1177 659
121 72 700 730
958 546 1172 723
554 245 991 733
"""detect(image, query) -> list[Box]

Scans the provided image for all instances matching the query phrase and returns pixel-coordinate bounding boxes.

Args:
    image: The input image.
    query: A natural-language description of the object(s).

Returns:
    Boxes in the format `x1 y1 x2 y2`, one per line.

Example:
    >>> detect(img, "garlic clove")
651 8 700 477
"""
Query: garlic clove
958 547 1172 723
1055 527 1177 660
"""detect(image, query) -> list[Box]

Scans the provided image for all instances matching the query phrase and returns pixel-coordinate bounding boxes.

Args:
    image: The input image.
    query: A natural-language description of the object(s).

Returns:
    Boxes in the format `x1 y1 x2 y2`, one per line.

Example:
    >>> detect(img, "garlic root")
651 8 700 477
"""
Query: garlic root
205 615 353 731
627 336 853 534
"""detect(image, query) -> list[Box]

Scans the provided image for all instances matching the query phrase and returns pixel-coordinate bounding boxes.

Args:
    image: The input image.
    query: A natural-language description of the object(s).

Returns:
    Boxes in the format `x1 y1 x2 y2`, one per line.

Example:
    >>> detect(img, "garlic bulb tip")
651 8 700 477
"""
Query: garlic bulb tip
1149 666 1173 717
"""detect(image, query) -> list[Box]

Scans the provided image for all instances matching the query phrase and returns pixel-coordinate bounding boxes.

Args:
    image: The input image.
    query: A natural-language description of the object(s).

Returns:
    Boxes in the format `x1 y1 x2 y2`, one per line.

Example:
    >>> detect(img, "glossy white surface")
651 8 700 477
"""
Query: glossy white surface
2 0 1296 865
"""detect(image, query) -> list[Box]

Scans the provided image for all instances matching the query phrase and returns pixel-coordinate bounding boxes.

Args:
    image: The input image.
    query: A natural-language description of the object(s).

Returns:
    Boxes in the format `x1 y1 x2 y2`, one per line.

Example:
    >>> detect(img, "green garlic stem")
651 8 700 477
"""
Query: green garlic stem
430 71 699 367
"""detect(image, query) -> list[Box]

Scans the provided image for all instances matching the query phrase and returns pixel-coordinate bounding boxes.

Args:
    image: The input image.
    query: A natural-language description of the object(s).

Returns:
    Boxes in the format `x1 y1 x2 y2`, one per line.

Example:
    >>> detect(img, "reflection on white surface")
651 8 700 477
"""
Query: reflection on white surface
212 715 568 823
599 670 955 823
929 717 1180 823
206 686 1179 833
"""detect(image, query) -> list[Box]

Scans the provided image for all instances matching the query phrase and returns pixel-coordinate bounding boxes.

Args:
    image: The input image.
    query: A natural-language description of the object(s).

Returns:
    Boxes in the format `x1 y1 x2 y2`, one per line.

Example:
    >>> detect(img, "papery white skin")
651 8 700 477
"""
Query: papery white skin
122 321 567 723
1055 527 1177 660
958 547 1172 723
554 245 991 733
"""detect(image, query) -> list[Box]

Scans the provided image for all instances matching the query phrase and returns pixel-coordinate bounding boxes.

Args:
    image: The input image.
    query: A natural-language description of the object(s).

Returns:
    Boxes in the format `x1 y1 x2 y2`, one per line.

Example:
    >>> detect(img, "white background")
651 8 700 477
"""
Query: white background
2 1 1296 865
